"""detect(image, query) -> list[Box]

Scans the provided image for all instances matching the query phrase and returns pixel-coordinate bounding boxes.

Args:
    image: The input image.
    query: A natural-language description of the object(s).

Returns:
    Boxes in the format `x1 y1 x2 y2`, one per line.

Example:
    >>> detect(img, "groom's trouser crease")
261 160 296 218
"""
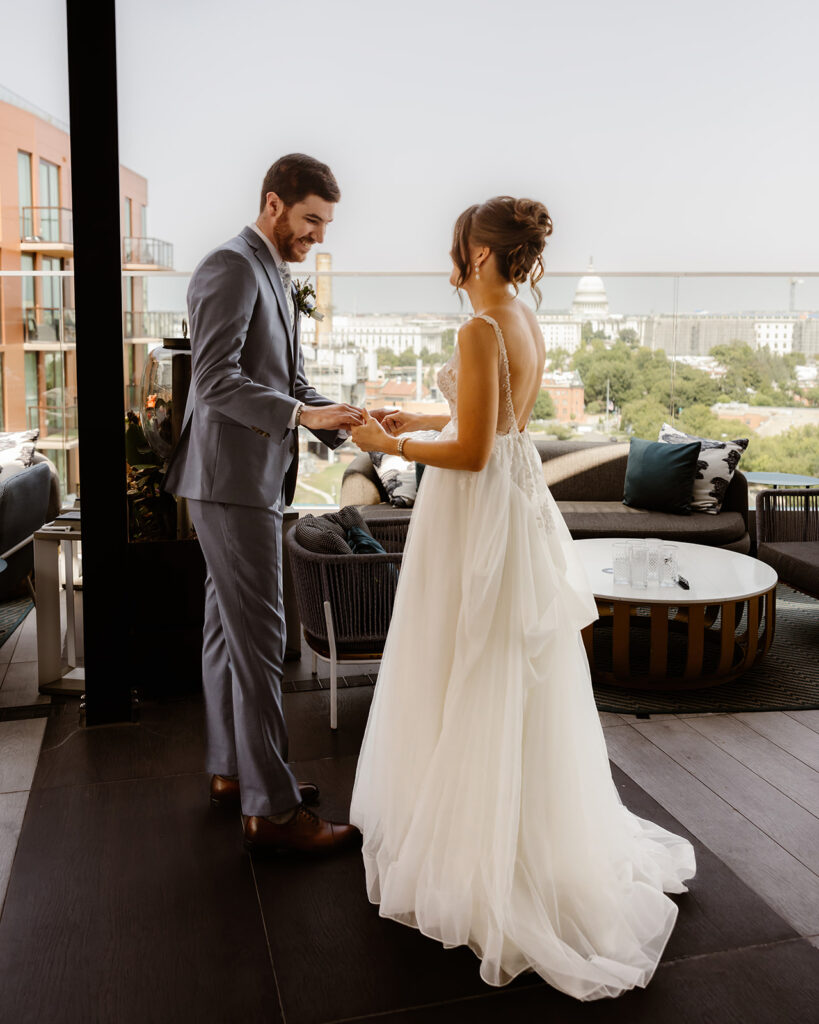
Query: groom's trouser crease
190 498 301 816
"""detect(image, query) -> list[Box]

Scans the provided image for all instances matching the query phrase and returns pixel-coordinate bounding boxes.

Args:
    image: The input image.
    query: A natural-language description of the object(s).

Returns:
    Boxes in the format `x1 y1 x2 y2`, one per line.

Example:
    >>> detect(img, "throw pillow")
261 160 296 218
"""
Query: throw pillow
623 438 701 515
369 451 418 508
658 423 748 514
346 525 387 554
0 429 39 482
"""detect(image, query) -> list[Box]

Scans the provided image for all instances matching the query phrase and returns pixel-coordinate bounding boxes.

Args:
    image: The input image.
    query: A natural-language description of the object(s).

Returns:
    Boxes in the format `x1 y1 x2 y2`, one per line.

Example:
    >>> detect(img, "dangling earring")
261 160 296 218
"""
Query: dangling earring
474 264 481 280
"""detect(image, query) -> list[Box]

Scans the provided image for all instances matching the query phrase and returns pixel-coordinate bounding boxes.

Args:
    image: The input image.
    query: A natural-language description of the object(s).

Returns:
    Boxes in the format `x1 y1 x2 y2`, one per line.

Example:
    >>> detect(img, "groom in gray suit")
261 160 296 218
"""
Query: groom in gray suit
165 154 364 854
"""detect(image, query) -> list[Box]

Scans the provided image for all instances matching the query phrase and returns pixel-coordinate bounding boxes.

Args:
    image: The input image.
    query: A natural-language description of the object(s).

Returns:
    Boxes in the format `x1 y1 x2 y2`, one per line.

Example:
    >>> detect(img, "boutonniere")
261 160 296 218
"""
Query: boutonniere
294 279 324 321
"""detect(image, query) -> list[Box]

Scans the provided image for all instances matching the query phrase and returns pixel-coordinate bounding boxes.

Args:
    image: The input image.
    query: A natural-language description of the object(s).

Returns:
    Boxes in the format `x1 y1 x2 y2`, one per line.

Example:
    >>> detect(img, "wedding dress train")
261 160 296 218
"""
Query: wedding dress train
349 315 696 1001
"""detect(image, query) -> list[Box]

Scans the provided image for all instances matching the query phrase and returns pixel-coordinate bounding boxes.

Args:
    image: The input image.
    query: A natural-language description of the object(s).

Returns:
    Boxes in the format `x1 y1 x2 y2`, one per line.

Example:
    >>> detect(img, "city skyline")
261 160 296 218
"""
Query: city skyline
2 0 818 287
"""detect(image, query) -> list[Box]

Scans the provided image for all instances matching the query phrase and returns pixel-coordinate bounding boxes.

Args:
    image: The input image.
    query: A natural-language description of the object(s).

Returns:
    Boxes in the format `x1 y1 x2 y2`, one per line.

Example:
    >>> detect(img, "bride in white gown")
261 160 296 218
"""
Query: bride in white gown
349 197 695 1001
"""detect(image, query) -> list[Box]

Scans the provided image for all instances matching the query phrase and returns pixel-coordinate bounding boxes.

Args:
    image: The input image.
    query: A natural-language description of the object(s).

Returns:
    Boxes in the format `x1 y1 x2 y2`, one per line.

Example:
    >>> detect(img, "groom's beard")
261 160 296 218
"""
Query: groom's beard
272 209 313 262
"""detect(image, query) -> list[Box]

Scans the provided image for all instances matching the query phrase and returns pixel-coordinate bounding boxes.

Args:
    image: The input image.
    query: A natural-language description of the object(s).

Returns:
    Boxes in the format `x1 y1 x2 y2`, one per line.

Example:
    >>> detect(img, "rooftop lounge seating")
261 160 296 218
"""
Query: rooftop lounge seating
341 439 751 553
755 487 819 599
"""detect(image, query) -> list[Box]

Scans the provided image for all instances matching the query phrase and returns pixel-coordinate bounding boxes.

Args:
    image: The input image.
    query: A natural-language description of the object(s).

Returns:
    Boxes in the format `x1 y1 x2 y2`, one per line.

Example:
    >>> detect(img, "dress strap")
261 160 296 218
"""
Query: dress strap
473 314 517 431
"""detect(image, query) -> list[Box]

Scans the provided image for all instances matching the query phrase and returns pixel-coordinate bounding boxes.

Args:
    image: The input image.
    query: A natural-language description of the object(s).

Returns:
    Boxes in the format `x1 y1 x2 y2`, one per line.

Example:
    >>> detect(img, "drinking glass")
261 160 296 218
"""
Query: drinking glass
659 543 678 587
629 540 648 589
646 539 662 582
612 541 630 585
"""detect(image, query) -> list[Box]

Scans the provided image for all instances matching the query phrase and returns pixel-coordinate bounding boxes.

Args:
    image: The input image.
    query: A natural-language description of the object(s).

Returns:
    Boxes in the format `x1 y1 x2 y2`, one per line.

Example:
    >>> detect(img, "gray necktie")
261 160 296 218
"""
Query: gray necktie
278 261 295 327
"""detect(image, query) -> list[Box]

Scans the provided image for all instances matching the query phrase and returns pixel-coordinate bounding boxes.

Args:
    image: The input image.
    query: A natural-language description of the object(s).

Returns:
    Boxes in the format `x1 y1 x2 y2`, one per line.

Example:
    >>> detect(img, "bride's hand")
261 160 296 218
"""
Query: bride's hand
351 408 391 453
382 410 423 436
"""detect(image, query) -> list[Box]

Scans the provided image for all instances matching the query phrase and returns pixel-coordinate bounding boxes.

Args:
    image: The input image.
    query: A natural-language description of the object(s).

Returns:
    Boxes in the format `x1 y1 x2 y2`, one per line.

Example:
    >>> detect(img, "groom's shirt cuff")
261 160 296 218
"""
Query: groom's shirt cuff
287 404 301 430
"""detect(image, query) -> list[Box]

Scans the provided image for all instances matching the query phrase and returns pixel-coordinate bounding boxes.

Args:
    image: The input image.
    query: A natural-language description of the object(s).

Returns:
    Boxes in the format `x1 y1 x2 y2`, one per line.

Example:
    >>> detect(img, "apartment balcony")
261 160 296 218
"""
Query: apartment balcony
123 309 186 341
122 236 173 271
22 305 76 346
26 402 79 447
19 206 74 257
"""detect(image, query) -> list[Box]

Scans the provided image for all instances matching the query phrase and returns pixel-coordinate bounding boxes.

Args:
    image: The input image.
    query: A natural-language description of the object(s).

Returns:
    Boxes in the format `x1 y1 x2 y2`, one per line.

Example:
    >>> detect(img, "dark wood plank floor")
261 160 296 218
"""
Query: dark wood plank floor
1 686 817 1024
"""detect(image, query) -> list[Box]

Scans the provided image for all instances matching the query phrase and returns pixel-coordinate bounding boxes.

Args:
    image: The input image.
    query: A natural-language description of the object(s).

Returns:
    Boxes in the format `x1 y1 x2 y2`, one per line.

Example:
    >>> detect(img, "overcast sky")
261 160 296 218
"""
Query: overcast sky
2 0 818 311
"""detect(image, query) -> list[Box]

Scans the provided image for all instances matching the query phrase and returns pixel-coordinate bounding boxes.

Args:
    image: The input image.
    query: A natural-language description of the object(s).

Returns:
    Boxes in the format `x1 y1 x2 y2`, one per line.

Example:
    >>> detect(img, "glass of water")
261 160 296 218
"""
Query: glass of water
629 539 648 589
612 541 630 585
646 539 662 582
659 544 678 587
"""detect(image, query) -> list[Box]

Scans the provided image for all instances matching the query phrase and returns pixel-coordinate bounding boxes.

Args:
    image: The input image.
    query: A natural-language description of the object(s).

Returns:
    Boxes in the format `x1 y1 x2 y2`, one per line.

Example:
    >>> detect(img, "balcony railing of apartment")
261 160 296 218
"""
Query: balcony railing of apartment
122 236 174 269
19 206 74 249
123 310 186 339
26 402 79 441
22 306 77 344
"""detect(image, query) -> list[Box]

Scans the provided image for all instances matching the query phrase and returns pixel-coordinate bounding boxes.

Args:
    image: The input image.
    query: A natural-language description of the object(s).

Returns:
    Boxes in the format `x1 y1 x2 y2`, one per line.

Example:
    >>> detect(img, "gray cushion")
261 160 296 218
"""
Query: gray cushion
557 501 748 545
757 542 819 597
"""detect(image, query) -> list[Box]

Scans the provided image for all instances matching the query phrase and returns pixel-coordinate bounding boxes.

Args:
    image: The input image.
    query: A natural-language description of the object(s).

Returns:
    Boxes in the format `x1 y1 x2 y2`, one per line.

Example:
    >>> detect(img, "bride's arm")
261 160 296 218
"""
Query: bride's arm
352 320 498 472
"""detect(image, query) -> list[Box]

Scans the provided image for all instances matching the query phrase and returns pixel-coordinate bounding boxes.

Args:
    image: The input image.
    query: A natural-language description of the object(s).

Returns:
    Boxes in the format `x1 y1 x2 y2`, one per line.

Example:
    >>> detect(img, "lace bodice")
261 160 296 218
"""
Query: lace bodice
436 314 554 533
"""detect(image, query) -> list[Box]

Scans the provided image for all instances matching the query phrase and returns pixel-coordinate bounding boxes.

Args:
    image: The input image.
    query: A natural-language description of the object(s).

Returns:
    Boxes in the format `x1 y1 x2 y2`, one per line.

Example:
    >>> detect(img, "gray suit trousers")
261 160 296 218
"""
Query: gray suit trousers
189 498 301 817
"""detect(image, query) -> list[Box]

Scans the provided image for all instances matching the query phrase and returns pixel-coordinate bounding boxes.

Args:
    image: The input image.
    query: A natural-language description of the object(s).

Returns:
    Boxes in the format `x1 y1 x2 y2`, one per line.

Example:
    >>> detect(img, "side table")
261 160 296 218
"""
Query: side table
34 522 84 696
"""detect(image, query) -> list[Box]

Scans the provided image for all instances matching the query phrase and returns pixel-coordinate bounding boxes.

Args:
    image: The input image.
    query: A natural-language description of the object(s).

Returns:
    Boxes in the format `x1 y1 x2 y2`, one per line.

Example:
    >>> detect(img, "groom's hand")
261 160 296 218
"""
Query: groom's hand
299 404 365 431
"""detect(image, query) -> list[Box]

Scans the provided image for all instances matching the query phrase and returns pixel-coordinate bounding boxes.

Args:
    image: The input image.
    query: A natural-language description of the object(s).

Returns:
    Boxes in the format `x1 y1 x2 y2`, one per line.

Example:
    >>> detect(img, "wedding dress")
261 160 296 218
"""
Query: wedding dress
349 314 696 1001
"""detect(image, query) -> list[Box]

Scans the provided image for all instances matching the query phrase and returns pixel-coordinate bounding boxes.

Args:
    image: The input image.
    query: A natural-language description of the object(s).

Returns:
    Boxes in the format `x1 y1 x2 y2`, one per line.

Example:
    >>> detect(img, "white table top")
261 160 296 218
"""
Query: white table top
576 538 778 605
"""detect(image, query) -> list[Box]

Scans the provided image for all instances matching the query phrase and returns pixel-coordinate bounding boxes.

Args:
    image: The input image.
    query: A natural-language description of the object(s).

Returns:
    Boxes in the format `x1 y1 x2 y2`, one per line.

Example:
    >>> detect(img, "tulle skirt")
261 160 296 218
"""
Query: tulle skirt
349 431 696 1001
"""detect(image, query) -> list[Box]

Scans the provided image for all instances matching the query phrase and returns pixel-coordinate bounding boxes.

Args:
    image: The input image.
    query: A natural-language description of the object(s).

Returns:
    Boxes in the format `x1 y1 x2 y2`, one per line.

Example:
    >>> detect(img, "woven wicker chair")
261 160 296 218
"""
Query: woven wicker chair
284 515 409 729
755 488 819 600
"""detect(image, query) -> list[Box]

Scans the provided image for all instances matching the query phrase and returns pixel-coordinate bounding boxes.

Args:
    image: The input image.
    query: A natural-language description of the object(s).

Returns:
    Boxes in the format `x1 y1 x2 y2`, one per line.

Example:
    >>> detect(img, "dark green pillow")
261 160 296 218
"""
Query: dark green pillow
623 438 701 515
346 525 387 554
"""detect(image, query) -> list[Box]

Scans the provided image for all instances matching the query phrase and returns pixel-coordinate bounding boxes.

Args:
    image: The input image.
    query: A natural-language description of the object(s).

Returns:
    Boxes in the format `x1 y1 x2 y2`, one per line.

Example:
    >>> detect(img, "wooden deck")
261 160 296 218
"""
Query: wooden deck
1 605 817 1021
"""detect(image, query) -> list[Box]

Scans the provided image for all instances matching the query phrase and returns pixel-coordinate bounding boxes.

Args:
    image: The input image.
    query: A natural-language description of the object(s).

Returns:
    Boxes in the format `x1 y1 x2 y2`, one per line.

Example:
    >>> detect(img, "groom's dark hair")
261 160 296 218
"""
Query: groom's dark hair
260 154 340 211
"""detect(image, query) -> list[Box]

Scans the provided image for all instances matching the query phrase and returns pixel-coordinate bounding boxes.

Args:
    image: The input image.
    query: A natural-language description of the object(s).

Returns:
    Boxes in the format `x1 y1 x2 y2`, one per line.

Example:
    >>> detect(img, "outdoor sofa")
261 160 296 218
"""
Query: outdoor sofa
340 439 751 553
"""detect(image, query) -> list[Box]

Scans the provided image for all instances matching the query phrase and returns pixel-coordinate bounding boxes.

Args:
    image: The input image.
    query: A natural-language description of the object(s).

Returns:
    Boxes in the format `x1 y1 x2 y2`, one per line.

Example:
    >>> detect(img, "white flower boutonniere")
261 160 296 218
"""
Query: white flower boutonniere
295 279 324 321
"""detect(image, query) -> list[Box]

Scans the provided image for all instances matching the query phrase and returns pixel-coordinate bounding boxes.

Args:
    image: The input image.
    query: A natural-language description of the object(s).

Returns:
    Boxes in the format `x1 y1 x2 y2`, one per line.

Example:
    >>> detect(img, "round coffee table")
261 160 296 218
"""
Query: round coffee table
576 539 778 689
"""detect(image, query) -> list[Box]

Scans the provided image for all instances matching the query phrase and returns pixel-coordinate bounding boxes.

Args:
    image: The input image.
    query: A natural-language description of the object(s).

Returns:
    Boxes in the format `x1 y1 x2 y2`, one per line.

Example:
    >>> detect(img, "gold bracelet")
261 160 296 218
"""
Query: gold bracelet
397 436 408 459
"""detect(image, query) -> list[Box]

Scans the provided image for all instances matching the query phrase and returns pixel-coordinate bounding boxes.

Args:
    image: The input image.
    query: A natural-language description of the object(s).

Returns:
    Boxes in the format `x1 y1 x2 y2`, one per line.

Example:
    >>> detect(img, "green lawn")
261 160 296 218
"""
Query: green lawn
293 458 350 505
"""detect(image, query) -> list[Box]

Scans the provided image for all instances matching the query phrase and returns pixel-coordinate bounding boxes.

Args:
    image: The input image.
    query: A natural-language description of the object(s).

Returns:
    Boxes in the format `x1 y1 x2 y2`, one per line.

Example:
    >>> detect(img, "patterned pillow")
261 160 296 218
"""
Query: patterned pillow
368 430 438 508
658 423 748 514
0 429 39 482
369 451 418 508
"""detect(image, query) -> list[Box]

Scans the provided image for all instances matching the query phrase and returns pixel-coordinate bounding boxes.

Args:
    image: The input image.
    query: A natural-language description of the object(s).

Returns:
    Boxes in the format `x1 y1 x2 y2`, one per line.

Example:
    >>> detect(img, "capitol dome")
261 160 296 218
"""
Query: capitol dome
573 261 609 317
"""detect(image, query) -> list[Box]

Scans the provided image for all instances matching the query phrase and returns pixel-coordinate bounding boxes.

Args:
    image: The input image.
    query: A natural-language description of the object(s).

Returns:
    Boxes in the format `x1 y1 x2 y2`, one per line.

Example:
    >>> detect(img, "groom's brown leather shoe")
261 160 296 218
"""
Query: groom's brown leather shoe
243 806 360 855
210 775 320 808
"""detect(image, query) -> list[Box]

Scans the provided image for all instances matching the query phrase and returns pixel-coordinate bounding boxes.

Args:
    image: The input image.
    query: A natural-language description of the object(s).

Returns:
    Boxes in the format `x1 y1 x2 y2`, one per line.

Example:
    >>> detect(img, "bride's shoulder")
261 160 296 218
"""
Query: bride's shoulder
457 317 500 363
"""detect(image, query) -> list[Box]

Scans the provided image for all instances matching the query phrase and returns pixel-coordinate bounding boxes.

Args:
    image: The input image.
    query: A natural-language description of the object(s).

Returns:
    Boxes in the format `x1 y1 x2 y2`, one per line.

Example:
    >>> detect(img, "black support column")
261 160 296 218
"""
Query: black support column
66 0 133 724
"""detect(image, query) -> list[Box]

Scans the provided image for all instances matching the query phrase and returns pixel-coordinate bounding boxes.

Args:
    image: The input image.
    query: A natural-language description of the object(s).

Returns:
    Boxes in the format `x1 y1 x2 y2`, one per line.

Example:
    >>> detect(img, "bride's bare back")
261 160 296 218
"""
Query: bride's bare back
473 301 546 433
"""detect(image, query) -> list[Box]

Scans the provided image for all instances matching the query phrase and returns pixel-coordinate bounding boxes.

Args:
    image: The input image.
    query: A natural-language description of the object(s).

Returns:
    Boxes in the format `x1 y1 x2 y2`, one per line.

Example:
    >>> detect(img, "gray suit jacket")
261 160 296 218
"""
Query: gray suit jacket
164 226 343 508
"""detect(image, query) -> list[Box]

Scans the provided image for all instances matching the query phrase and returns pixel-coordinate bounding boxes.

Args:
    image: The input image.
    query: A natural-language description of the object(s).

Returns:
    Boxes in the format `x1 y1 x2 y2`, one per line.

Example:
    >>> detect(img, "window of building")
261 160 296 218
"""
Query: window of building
38 159 60 240
41 256 62 339
18 151 33 237
141 204 147 238
21 254 36 340
24 351 38 430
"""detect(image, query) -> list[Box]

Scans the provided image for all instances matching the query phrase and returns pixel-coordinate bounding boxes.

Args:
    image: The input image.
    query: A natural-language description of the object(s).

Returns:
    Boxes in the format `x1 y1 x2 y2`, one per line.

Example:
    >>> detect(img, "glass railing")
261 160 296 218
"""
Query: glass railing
122 236 174 269
124 310 186 339
23 306 76 344
19 206 73 244
1 268 817 511
27 403 79 439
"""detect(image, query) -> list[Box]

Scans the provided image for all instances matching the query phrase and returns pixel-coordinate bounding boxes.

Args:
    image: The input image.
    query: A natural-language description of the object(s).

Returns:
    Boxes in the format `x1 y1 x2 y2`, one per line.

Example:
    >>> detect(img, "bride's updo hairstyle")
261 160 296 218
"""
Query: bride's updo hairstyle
450 196 553 306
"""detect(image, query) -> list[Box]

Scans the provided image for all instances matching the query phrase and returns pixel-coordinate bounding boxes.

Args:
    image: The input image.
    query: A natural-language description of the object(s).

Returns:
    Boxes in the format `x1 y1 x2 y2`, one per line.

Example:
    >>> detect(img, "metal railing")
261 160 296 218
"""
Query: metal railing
26 403 79 438
22 306 77 344
122 236 173 269
123 310 186 339
19 206 73 244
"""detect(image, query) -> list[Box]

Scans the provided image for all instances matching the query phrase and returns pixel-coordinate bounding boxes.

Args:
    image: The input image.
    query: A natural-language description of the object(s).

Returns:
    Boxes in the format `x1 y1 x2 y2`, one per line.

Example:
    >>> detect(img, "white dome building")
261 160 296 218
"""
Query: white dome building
572 261 609 318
